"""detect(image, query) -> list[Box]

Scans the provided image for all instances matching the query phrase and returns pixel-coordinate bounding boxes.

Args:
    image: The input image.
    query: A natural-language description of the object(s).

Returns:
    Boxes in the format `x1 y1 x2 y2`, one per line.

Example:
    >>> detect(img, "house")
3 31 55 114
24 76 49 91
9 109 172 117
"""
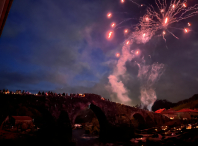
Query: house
16 90 21 94
1 116 34 131
4 89 10 94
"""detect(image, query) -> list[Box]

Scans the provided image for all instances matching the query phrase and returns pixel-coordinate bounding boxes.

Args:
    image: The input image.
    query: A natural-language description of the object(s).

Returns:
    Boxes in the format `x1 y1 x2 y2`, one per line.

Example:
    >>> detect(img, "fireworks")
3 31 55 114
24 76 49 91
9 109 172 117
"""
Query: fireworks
137 0 198 39
116 53 120 57
111 23 116 27
108 31 113 38
124 29 128 33
106 0 198 108
163 31 166 35
184 28 188 33
164 17 169 25
107 0 198 40
172 4 175 8
107 13 112 18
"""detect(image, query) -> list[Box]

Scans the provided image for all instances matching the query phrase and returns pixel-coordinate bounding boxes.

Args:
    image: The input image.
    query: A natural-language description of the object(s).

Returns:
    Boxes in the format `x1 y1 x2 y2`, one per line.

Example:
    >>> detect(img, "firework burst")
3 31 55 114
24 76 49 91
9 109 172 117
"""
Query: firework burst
106 0 198 109
132 0 198 40
107 0 198 41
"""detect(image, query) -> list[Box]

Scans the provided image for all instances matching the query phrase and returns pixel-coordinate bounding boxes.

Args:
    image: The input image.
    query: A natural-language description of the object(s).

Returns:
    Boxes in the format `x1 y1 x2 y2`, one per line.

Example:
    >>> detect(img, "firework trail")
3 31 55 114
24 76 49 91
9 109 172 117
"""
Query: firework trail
107 0 198 109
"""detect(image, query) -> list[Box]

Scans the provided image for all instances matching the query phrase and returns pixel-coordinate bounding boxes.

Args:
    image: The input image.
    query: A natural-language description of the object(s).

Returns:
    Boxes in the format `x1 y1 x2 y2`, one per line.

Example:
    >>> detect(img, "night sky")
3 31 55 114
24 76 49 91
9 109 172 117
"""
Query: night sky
0 0 198 106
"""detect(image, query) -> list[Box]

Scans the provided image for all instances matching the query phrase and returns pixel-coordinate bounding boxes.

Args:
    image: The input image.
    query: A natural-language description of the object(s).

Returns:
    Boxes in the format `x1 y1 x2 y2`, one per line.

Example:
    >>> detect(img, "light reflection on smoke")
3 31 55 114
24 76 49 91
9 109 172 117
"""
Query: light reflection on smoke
137 62 165 111
108 45 135 103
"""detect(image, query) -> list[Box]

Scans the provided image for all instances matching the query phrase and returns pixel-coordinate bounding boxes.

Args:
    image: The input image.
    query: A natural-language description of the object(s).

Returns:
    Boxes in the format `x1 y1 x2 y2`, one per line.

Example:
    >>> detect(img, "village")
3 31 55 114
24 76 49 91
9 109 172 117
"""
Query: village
1 90 198 145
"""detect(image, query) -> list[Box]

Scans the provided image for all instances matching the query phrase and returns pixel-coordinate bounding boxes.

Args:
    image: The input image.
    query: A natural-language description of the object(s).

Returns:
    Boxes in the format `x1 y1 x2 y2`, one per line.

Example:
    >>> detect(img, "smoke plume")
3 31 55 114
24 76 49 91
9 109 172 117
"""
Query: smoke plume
107 15 163 105
137 62 165 111
108 44 135 103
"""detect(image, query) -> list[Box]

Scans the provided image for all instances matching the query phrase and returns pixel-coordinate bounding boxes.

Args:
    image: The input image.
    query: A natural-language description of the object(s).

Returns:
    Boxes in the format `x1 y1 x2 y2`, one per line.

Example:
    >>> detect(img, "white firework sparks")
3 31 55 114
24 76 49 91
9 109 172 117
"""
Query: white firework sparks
133 0 198 40
107 0 198 109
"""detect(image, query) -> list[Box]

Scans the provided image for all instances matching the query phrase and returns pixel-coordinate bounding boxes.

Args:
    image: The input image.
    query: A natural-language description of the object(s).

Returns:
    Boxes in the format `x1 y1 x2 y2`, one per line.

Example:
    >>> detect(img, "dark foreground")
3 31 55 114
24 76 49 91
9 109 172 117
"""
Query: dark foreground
72 125 198 146
1 119 198 146
1 123 198 146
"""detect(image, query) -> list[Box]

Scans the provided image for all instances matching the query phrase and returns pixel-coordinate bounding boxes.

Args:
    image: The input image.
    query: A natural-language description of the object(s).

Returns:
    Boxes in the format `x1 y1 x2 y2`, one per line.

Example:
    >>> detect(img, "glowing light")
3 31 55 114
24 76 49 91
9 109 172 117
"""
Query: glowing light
136 51 139 55
126 41 130 44
163 31 166 35
172 4 175 8
145 17 149 21
121 0 124 3
161 9 164 13
124 29 128 33
164 17 168 24
107 13 112 18
116 53 120 57
111 23 115 27
186 124 192 129
183 3 187 7
188 22 191 26
108 31 113 38
184 28 188 33
143 33 146 37
141 4 143 7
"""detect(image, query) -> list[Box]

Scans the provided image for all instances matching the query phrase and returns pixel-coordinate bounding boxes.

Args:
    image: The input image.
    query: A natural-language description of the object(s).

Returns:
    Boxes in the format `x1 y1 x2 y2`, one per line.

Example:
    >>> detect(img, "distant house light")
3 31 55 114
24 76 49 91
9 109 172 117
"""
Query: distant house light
186 124 192 129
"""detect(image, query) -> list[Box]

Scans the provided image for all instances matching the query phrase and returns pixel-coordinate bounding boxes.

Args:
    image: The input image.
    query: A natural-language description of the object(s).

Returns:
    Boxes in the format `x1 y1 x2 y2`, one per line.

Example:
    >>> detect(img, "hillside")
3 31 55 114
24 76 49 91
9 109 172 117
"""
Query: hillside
152 99 176 111
152 94 198 111
173 94 198 110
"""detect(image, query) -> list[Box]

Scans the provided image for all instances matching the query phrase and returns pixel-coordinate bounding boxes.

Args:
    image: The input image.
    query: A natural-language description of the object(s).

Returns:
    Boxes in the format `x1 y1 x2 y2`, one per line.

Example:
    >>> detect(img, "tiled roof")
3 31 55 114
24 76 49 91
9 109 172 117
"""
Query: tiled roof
12 116 33 121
